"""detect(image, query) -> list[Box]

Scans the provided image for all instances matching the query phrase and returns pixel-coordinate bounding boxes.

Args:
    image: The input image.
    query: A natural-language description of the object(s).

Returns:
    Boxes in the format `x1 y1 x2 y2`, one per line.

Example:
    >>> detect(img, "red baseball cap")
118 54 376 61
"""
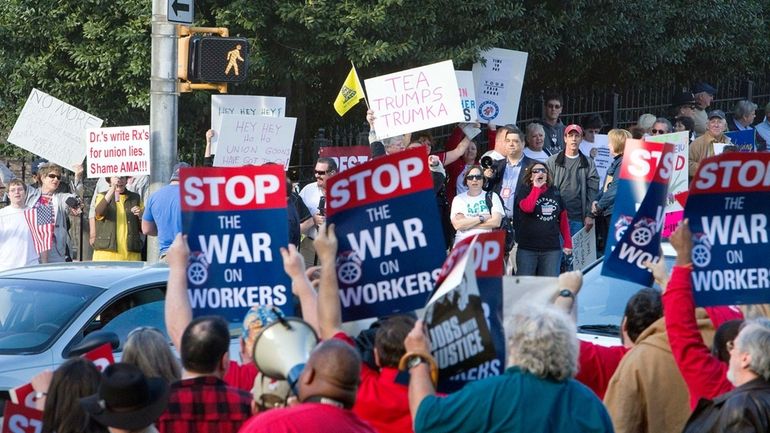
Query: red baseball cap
565 124 583 136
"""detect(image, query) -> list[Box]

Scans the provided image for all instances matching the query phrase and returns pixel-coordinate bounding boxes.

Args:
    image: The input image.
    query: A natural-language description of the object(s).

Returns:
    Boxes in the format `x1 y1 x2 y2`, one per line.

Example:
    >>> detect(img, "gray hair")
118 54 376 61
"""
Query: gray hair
526 122 545 137
736 318 770 381
316 157 338 173
734 100 758 119
123 327 182 383
654 117 673 133
505 302 578 381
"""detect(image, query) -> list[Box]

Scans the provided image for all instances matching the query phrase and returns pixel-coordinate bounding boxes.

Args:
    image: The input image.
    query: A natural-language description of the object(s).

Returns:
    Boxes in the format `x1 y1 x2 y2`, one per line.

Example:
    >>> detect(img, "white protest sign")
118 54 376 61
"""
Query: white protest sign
213 115 297 168
645 131 690 236
455 71 477 122
472 48 528 125
582 134 611 188
571 227 597 271
86 126 150 178
8 88 103 169
366 60 464 139
211 95 286 154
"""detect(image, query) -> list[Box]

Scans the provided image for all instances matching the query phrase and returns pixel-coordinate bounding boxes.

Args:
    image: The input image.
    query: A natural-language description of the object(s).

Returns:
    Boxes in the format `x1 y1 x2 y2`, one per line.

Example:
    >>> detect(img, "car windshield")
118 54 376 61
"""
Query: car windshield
576 256 674 337
0 279 101 354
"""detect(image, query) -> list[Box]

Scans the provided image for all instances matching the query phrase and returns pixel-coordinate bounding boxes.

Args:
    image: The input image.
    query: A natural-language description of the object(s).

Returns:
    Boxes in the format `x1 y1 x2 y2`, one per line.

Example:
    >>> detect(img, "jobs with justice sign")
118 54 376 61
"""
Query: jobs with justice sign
684 152 770 307
180 165 292 322
326 148 447 321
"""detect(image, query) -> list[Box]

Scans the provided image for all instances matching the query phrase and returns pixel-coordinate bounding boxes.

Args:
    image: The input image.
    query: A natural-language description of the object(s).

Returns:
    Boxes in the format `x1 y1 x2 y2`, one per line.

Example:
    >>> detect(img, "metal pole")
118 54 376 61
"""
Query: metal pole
149 0 178 264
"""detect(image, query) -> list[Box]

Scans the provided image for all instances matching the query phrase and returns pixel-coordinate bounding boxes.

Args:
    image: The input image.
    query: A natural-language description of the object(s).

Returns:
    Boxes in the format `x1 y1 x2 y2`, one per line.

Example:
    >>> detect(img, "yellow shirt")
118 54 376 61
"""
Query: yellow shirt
93 193 143 261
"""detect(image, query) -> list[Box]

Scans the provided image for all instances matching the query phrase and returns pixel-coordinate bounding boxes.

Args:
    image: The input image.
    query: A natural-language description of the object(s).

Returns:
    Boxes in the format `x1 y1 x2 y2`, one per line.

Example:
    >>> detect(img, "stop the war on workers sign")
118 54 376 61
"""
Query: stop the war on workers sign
180 165 292 323
365 60 464 140
684 152 770 307
326 147 447 321
603 139 675 286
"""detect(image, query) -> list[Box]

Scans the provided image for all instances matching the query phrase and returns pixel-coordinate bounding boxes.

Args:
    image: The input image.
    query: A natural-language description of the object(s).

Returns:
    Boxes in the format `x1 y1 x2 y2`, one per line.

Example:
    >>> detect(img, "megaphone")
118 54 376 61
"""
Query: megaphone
252 317 319 394
480 155 494 169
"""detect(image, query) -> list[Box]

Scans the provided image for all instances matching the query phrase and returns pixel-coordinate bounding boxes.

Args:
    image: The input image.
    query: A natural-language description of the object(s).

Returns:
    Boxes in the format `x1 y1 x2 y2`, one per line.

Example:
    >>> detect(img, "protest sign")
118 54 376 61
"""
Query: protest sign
603 140 674 286
82 342 115 372
684 152 770 306
725 129 755 152
571 226 597 271
472 48 528 125
646 131 689 236
318 146 371 172
180 165 292 322
365 60 464 139
434 231 506 393
86 125 150 178
581 134 611 187
8 383 37 409
425 237 496 381
212 115 297 168
455 71 477 122
2 401 43 433
211 95 286 153
326 148 447 321
8 88 103 169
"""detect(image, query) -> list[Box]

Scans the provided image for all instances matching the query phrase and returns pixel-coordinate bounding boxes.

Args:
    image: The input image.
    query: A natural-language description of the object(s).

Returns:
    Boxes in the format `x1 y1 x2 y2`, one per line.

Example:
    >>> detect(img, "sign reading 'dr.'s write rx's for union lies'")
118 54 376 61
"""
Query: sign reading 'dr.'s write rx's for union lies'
684 152 770 307
180 165 292 323
326 148 447 321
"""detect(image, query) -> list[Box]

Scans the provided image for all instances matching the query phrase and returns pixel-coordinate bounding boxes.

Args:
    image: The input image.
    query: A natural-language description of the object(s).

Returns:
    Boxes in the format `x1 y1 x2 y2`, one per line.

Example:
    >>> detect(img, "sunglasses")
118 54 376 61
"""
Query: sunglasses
314 170 329 176
531 168 547 174
466 175 483 181
651 129 667 134
47 174 62 180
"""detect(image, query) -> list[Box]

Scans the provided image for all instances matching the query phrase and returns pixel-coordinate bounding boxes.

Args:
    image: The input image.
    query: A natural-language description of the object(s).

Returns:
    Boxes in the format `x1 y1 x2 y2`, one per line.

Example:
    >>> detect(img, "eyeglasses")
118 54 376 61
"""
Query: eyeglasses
546 104 561 109
651 129 667 135
47 174 62 180
466 175 483 181
531 168 547 174
314 170 329 176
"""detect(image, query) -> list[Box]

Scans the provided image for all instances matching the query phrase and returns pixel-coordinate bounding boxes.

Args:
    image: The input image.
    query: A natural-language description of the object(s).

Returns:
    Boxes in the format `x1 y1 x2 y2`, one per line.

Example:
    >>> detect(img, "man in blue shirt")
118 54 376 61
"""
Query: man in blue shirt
142 162 188 259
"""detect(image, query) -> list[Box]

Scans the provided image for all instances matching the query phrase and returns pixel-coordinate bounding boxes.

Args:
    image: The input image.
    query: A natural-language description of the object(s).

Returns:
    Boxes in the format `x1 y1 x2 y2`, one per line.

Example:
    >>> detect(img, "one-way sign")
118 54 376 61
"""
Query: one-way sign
168 0 193 24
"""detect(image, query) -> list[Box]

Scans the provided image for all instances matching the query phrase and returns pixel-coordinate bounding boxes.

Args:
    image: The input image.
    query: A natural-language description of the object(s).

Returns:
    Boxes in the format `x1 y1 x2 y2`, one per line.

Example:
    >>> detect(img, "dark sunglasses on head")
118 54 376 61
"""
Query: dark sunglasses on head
531 168 547 174
47 173 62 180
466 174 483 181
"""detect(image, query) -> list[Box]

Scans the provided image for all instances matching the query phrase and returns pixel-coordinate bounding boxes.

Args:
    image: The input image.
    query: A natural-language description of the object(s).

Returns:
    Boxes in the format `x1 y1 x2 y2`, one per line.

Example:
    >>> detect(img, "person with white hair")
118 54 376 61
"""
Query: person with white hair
403 303 613 433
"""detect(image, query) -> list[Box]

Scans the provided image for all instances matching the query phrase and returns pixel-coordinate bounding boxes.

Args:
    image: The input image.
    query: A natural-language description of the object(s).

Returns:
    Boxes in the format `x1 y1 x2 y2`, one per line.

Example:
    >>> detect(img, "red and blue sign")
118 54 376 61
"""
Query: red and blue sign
326 148 447 321
180 165 292 323
602 140 674 286
684 152 770 307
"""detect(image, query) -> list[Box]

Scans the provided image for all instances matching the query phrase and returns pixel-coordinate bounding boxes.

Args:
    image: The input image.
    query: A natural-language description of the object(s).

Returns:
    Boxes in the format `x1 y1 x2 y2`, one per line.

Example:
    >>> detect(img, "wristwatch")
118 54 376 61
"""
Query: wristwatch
478 215 486 223
558 289 575 299
407 355 426 370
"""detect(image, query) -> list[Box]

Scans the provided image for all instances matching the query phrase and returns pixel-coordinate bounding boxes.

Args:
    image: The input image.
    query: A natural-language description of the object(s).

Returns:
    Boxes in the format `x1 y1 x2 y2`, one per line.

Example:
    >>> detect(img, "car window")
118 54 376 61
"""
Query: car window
0 279 101 354
92 287 169 350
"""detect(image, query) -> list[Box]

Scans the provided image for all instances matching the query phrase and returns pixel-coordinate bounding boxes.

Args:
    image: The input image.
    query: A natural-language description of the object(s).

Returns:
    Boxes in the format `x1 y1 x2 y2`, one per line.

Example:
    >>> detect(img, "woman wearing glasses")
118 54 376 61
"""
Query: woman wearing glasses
93 176 143 261
450 166 504 245
514 163 572 276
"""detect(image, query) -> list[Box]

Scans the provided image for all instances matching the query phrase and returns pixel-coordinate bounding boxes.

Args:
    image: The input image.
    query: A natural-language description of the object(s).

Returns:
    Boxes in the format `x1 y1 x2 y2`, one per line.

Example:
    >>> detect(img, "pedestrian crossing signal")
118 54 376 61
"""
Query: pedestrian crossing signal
189 36 249 83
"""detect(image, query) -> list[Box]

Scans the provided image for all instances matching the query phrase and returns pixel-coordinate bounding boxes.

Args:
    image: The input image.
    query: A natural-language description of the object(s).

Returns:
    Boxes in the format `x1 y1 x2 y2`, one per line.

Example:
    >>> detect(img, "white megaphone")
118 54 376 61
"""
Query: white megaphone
252 316 319 394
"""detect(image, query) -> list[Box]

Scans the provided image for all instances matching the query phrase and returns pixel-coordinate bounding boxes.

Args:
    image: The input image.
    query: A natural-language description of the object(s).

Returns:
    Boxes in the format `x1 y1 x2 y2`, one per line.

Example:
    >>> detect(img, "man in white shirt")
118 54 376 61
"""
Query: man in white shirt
0 179 39 271
299 157 337 266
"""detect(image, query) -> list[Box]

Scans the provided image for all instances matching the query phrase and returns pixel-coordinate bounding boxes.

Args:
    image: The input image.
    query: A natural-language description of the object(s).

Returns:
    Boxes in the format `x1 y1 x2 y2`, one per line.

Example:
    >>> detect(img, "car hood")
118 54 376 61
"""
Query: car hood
0 352 55 390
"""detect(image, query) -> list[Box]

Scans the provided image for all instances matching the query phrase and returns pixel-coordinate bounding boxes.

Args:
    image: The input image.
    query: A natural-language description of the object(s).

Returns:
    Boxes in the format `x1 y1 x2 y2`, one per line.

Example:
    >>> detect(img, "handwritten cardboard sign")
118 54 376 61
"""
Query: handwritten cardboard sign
212 115 297 168
211 95 286 154
86 125 150 178
8 88 103 168
365 60 464 139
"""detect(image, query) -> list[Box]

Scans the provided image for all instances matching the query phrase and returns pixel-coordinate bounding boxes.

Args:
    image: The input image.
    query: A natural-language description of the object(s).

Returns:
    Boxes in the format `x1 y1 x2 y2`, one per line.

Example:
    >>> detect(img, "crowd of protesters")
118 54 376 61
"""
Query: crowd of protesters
2 81 770 432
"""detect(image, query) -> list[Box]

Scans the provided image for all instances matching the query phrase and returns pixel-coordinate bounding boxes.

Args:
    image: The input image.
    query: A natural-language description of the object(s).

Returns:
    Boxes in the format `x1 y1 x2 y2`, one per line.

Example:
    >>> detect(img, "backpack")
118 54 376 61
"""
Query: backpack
485 190 515 252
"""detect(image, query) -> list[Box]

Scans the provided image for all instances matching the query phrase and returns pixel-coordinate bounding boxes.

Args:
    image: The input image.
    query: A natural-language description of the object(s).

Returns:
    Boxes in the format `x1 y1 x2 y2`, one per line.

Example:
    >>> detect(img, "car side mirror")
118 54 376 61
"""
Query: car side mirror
65 330 119 357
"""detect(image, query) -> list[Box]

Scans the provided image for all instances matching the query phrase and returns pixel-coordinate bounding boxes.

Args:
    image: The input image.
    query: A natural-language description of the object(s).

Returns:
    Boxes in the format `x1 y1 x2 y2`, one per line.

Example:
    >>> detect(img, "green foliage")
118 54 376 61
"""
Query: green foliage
1 0 769 160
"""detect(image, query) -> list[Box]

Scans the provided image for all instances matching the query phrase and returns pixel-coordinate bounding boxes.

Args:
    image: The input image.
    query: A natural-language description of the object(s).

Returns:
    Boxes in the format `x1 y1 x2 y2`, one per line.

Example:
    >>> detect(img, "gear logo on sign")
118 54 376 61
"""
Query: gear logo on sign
691 233 713 267
336 250 363 285
478 101 499 121
187 251 210 286
629 218 656 247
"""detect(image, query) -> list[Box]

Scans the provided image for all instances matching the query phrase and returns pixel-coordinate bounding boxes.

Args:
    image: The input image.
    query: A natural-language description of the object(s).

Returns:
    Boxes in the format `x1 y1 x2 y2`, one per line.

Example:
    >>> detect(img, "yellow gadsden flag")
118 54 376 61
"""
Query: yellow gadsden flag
333 66 365 116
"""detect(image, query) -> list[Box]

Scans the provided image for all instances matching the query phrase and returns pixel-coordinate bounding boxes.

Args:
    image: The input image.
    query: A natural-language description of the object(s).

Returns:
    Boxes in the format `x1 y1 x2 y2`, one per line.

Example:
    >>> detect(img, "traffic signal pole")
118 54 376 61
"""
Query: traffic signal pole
148 0 178 264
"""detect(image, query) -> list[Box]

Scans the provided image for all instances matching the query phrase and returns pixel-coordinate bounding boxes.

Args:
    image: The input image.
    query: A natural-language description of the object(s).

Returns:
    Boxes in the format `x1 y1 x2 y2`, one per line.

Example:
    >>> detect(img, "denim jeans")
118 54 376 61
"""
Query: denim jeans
516 248 562 277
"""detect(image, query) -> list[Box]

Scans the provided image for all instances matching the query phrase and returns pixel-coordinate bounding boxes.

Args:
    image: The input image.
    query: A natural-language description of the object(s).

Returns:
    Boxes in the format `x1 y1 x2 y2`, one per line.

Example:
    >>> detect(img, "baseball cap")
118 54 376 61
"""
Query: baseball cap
169 162 191 182
564 124 583 136
671 92 696 108
692 82 717 96
708 110 726 120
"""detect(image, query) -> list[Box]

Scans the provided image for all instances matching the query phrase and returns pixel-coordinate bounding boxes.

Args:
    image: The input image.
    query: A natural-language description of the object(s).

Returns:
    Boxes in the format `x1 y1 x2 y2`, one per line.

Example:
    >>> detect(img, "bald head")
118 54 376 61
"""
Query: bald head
299 339 361 407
